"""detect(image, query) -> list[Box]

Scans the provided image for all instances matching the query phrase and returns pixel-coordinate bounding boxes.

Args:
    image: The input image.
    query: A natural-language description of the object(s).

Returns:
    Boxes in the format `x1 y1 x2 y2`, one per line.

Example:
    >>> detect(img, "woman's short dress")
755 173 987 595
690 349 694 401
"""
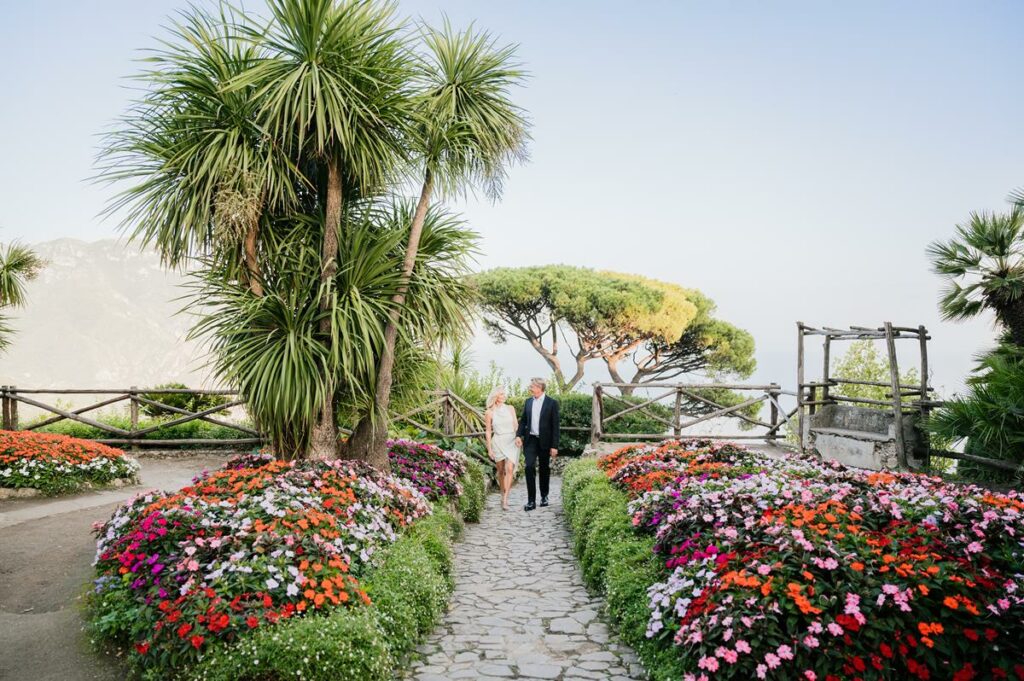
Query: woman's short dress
490 404 519 472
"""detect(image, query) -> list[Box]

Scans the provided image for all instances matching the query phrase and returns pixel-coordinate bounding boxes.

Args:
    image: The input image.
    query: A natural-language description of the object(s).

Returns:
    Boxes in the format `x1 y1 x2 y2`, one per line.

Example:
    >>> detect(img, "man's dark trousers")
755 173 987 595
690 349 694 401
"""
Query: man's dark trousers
524 434 550 504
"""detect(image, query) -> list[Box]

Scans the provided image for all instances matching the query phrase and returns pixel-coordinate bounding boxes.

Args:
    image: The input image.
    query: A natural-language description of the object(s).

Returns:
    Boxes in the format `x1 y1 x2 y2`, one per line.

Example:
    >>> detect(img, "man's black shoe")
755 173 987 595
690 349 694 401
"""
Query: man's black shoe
524 502 536 511
540 497 549 507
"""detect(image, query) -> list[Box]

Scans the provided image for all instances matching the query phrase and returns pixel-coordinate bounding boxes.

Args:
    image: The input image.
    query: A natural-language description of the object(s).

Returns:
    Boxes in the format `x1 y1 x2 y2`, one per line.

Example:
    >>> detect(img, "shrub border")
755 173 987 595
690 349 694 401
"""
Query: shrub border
561 457 687 681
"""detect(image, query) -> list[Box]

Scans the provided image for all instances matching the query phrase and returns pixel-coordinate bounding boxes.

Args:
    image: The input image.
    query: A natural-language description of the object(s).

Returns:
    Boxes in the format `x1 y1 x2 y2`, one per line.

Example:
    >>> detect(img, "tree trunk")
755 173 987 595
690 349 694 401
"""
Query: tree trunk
605 357 635 396
355 170 435 468
243 220 263 297
564 355 587 392
307 155 344 461
998 299 1024 347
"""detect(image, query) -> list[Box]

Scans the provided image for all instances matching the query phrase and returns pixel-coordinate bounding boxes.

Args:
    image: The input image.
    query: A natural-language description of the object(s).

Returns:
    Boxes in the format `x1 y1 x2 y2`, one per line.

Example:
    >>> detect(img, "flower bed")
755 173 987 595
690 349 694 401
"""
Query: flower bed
0 430 139 495
565 439 1024 681
386 438 466 500
89 455 432 676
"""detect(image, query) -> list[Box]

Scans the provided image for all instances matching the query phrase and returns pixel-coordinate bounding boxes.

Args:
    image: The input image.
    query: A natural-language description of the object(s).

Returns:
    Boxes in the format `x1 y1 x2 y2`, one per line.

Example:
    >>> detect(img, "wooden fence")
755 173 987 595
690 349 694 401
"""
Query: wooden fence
589 382 799 447
0 386 492 450
1 386 260 447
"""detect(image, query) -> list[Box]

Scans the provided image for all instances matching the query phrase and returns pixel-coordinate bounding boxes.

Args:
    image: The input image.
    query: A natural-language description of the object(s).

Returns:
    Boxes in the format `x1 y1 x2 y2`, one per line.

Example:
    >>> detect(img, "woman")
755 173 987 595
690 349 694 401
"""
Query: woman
485 386 519 511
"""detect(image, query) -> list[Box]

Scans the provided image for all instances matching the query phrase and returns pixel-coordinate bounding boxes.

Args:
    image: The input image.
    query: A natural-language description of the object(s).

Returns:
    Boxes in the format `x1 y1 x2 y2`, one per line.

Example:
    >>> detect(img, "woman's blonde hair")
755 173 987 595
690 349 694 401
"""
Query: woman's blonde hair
486 386 507 411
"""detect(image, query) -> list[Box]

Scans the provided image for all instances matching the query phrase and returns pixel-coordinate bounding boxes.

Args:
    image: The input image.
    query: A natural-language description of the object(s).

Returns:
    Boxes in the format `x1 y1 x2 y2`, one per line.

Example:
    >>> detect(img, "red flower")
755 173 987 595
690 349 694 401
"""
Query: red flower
190 634 205 649
246 616 259 628
879 643 893 659
134 642 149 655
176 623 192 639
852 657 866 672
953 663 976 681
985 628 998 641
964 628 979 641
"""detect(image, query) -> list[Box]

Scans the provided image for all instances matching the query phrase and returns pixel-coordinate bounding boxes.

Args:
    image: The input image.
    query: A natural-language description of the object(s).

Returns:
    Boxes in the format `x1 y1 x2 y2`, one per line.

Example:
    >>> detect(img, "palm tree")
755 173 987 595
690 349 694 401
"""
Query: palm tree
101 0 417 460
348 21 529 461
99 8 297 294
927 207 1024 346
189 201 476 458
231 0 416 459
0 243 43 352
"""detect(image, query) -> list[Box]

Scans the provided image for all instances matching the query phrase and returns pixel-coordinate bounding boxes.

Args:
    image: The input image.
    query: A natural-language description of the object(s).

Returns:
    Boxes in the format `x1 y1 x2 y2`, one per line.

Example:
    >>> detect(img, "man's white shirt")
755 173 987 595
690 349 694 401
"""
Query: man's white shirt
529 394 545 436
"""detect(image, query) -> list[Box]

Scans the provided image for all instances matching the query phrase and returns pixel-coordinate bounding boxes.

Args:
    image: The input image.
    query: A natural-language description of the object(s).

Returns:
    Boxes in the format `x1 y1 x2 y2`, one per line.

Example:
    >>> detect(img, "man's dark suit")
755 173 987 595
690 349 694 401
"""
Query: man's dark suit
516 394 560 504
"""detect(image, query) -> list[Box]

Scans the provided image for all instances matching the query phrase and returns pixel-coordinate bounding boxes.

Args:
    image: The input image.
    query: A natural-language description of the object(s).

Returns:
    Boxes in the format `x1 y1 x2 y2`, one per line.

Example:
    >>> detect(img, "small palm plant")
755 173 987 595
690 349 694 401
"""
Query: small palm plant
926 207 1024 345
0 243 44 352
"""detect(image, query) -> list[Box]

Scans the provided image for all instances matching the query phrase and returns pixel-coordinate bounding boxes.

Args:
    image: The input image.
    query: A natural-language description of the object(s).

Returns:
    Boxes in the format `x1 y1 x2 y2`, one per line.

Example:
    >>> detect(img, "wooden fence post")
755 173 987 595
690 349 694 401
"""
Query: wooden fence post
441 390 455 438
768 383 779 444
129 386 139 451
796 322 806 452
918 325 931 468
884 322 908 469
590 384 603 447
9 386 18 431
821 336 832 406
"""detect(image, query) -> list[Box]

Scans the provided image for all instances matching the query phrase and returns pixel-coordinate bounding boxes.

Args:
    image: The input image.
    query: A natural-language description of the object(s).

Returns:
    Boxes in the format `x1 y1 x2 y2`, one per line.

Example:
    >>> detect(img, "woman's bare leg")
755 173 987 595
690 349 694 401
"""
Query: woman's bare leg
504 461 515 505
495 460 508 507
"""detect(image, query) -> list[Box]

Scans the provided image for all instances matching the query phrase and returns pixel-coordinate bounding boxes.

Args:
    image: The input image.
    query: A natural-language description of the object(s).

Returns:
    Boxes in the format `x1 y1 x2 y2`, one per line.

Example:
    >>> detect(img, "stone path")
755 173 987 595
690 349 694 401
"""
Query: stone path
407 477 646 681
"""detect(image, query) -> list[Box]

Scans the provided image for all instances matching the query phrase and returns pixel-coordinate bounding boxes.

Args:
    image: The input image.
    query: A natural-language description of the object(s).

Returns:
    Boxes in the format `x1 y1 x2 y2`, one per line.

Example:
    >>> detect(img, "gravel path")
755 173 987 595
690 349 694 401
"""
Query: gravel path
407 477 647 681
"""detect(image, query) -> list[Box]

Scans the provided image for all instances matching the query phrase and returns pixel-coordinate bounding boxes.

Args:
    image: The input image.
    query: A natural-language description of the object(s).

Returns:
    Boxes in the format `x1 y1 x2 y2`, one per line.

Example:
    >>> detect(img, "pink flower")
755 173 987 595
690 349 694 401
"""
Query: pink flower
757 564 772 576
777 645 794 661
722 649 739 664
804 672 817 680
827 622 844 636
698 656 719 672
966 541 983 554
803 635 819 649
765 653 781 669
756 664 768 680
735 640 752 654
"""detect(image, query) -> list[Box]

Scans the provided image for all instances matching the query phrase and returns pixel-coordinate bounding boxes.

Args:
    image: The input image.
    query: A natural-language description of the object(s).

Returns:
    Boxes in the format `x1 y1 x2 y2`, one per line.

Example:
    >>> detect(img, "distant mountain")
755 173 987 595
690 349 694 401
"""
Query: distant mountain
0 239 214 391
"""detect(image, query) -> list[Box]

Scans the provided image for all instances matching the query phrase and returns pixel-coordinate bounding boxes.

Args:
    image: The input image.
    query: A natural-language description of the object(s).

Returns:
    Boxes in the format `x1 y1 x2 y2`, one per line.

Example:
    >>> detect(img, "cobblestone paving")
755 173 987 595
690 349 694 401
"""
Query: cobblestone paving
407 477 646 681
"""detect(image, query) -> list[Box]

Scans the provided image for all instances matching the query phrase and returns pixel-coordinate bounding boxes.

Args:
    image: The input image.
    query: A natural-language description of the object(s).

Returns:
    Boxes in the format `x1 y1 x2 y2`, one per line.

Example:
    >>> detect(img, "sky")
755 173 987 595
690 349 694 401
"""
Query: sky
1 0 1022 400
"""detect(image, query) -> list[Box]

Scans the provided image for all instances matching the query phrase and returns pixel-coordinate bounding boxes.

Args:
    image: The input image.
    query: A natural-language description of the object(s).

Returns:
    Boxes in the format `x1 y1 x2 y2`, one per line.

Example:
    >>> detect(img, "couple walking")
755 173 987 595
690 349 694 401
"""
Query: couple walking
485 377 561 512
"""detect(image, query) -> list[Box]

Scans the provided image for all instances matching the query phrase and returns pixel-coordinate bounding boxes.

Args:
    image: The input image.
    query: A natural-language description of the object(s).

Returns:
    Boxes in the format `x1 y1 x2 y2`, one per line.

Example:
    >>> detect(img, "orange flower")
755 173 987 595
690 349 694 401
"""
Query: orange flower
943 597 959 610
851 562 865 572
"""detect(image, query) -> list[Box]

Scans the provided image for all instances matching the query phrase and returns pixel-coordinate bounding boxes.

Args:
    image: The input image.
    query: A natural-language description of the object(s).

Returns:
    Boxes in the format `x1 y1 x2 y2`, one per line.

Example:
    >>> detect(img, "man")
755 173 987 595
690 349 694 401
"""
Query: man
515 377 560 511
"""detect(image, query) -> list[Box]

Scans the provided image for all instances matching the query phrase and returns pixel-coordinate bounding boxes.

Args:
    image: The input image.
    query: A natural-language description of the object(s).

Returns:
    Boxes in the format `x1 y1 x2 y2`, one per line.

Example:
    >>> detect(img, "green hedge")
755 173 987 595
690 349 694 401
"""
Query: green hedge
561 458 686 681
458 459 488 523
187 508 462 681
35 415 248 448
510 393 672 455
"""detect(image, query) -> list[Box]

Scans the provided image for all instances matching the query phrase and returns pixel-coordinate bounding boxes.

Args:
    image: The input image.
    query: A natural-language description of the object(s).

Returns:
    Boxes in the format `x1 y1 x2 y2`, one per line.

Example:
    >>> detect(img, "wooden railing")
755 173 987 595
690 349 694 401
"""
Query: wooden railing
0 386 260 447
589 382 799 447
0 386 493 452
386 390 486 439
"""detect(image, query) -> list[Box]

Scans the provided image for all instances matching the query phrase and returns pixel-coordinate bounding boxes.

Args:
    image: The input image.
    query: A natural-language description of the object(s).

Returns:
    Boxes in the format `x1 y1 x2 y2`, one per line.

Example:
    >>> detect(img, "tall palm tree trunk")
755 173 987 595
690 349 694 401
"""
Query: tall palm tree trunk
349 170 434 467
308 155 344 461
997 300 1024 347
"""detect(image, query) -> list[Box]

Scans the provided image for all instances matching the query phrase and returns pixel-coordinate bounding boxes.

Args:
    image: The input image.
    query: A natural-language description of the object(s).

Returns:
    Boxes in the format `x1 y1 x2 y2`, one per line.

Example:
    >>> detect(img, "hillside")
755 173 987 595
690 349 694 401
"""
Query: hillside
0 239 213 391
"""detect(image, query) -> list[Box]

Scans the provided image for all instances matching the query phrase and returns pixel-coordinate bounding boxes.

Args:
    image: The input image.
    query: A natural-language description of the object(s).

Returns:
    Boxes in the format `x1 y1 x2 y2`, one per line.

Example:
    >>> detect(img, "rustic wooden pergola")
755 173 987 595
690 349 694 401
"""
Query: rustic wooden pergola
796 322 932 468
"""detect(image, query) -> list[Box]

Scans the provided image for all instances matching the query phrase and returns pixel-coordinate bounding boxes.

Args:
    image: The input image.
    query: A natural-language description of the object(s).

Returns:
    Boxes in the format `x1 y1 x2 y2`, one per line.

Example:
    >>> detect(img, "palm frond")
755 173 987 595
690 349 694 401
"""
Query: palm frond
413 18 530 199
